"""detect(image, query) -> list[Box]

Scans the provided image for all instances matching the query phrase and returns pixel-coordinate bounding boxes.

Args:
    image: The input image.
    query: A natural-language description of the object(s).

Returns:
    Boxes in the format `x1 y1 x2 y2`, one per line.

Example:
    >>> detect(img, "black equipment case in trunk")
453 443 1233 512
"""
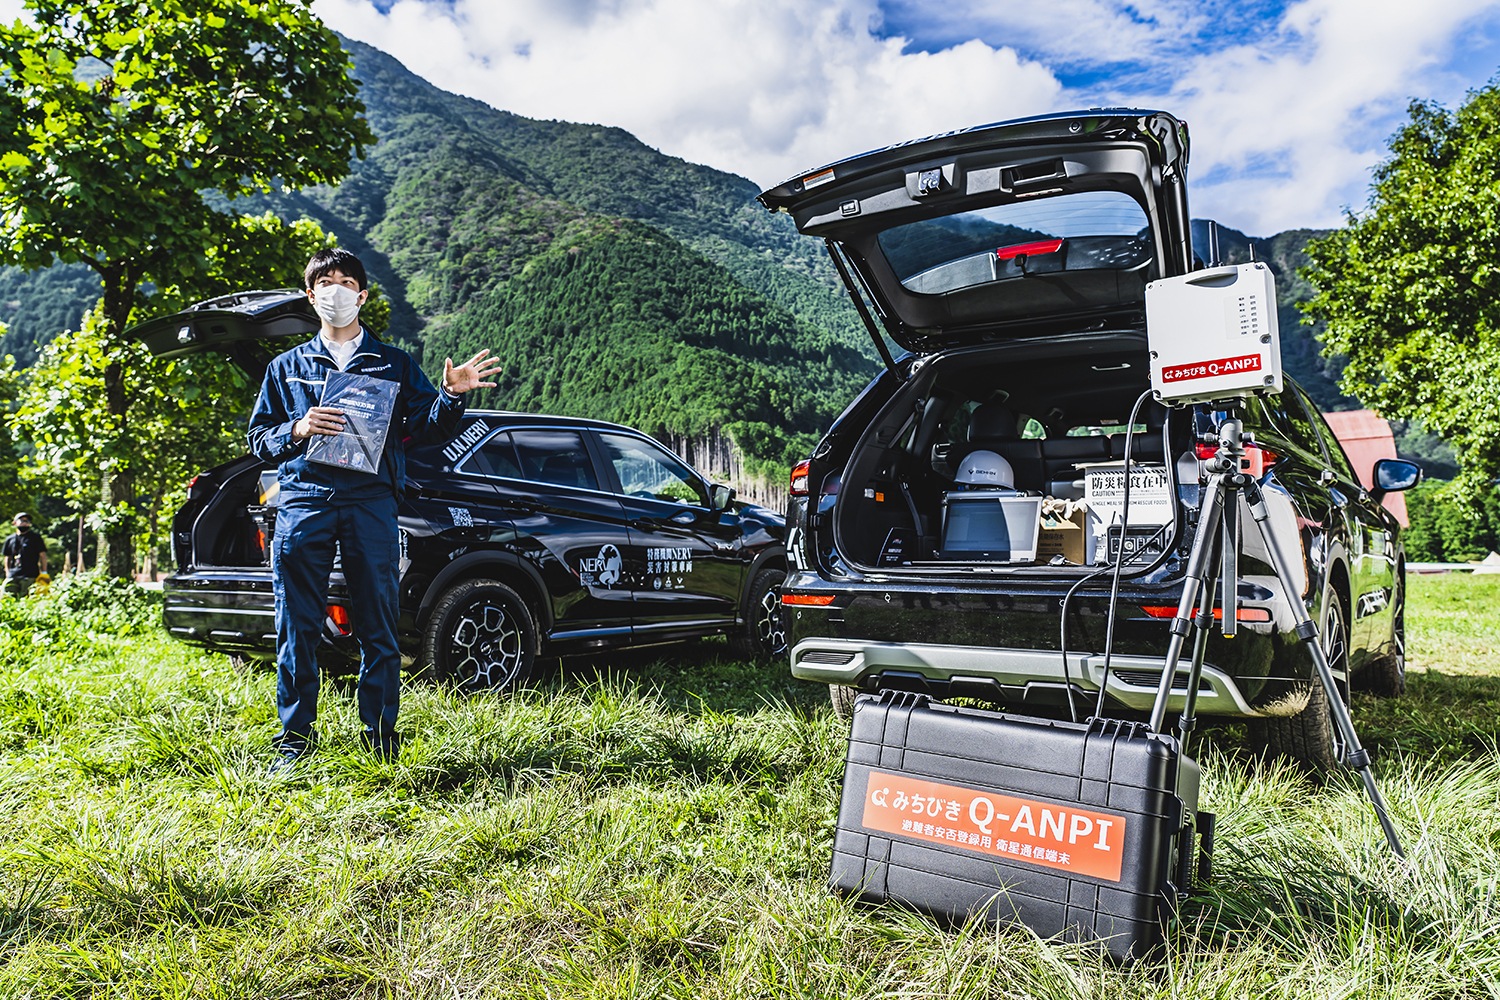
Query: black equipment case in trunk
831 691 1209 961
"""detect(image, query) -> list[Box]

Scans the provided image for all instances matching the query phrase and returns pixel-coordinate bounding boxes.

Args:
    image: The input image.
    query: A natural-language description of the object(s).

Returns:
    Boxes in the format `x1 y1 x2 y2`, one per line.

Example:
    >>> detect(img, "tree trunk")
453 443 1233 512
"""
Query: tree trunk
99 359 135 579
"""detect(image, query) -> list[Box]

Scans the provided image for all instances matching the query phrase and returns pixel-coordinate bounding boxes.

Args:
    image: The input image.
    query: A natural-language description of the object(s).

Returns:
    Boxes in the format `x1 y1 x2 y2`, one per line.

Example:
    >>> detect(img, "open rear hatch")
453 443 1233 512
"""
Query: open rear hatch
757 110 1193 362
126 288 318 381
760 111 1198 580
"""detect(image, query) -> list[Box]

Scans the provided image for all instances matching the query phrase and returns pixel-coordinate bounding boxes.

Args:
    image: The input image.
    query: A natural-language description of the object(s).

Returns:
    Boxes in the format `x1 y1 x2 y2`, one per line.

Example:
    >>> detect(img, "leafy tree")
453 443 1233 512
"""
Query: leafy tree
0 0 374 576
0 346 37 528
1303 82 1500 496
1402 478 1500 562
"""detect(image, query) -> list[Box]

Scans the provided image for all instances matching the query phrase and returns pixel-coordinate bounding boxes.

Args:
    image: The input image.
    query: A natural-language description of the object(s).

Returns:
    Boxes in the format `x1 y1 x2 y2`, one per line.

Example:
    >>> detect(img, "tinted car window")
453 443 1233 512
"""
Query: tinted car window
875 190 1152 296
598 433 707 506
1255 393 1322 459
1295 386 1360 482
457 431 522 479
512 429 599 491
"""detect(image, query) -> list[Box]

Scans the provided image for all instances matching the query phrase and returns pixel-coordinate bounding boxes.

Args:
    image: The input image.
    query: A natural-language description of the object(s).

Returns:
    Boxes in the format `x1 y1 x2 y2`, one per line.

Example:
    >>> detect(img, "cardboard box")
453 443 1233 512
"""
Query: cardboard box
1038 503 1088 565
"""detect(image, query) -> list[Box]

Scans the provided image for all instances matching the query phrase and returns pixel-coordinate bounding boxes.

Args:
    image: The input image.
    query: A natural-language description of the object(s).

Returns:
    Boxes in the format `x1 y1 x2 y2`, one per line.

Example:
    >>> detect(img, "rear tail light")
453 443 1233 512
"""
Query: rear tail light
1193 442 1280 476
327 604 351 635
790 460 811 497
1140 605 1272 622
782 593 836 606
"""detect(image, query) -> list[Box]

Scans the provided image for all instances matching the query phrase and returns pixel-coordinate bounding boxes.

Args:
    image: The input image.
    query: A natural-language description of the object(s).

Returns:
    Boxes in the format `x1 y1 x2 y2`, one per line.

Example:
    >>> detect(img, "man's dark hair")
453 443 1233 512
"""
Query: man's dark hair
304 247 368 291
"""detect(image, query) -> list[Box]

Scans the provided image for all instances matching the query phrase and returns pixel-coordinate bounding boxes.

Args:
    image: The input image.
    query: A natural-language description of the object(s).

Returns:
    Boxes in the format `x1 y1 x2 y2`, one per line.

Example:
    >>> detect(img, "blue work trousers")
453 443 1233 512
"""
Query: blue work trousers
272 495 401 741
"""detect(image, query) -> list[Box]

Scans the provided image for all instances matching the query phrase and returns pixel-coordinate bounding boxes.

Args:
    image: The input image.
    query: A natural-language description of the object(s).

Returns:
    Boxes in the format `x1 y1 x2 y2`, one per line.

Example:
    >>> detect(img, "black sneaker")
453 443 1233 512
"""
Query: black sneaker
267 731 317 777
361 731 401 764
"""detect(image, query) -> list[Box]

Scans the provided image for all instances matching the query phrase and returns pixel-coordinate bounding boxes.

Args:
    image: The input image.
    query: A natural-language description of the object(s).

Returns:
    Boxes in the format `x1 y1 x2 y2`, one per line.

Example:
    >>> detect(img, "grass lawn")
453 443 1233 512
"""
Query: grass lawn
1 573 1498 998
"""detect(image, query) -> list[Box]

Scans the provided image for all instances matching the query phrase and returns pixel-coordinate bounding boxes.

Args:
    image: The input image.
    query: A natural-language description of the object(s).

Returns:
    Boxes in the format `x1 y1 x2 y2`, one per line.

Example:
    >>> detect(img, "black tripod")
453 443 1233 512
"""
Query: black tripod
1142 412 1406 857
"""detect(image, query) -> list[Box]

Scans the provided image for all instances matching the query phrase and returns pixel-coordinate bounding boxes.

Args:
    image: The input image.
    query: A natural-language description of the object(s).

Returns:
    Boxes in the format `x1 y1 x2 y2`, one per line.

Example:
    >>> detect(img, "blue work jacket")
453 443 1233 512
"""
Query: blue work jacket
247 330 465 503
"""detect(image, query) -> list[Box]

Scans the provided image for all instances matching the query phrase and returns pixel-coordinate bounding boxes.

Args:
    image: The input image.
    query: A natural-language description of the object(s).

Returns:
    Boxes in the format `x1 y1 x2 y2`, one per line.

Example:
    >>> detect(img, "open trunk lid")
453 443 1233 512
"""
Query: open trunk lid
125 289 317 380
757 110 1192 363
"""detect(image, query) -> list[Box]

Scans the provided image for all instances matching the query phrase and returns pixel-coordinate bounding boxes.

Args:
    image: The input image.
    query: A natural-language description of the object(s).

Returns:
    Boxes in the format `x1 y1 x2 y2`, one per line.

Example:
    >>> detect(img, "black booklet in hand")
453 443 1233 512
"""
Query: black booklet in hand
304 371 398 474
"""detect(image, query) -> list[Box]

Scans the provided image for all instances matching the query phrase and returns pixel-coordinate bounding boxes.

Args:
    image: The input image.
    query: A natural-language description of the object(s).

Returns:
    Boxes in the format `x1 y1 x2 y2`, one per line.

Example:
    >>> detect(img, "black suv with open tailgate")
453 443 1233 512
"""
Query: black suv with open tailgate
130 292 788 689
758 110 1420 771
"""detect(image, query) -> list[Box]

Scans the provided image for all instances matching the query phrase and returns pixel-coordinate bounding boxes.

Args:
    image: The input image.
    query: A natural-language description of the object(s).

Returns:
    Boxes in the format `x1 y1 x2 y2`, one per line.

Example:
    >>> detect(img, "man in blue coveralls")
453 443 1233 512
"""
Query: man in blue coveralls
249 248 500 773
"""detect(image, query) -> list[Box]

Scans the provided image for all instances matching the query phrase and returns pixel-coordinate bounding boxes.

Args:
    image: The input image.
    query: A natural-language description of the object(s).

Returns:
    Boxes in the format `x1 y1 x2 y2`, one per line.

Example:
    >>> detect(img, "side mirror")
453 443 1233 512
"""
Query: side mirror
710 483 736 511
1372 458 1422 495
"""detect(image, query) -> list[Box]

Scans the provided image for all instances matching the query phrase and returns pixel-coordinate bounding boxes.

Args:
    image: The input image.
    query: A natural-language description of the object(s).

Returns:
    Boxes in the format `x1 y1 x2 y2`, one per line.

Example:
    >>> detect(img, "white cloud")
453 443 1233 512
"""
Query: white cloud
314 0 1500 234
311 0 1062 186
1141 0 1500 233
8 0 1489 236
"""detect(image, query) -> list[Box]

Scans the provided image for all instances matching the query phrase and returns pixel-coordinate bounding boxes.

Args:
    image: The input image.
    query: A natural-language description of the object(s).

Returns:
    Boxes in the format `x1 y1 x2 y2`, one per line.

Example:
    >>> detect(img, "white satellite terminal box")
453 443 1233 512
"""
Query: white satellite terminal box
1145 262 1283 404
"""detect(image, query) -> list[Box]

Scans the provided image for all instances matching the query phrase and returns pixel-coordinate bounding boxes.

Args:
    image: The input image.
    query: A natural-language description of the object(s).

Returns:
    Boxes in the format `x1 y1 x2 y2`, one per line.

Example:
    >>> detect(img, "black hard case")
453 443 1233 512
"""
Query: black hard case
831 691 1202 961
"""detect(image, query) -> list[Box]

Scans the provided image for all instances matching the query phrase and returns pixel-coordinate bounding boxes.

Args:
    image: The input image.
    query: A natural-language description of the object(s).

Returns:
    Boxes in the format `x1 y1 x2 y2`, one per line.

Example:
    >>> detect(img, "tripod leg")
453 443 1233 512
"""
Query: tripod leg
1221 488 1239 638
1148 475 1226 733
1242 480 1406 857
1177 551 1219 753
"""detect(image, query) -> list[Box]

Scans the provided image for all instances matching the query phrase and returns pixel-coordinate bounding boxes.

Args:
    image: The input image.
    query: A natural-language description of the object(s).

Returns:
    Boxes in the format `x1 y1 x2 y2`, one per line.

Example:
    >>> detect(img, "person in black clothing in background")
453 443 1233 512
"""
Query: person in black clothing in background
3 513 47 598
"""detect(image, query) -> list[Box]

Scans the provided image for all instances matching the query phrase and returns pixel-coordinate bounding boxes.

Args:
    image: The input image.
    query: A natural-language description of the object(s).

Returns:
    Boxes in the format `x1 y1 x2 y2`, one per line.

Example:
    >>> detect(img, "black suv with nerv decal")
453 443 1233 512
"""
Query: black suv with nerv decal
758 110 1421 772
129 291 788 689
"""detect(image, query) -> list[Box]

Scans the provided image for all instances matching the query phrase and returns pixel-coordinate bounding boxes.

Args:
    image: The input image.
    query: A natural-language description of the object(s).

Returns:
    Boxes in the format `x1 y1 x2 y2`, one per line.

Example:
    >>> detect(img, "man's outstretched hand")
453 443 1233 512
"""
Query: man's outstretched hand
443 349 503 395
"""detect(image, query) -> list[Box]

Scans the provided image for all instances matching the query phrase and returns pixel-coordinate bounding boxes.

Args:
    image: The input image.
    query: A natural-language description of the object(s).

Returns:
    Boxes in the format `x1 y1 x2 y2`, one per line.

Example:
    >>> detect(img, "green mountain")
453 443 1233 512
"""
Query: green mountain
425 220 873 475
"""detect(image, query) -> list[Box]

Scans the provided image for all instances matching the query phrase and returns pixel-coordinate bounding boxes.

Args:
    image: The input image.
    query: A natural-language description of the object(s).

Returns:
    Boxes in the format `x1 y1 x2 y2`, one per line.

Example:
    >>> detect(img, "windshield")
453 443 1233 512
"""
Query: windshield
876 190 1152 296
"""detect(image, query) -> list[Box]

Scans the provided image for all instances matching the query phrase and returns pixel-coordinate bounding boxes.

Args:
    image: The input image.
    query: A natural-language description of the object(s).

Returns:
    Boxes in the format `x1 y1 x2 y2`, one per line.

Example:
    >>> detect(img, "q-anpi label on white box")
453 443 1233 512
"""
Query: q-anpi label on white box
1084 466 1173 527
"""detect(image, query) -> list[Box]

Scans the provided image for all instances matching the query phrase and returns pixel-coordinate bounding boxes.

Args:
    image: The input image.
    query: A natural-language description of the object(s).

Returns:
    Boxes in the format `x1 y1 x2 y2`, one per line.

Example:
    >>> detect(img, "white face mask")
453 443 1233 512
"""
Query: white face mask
312 283 362 328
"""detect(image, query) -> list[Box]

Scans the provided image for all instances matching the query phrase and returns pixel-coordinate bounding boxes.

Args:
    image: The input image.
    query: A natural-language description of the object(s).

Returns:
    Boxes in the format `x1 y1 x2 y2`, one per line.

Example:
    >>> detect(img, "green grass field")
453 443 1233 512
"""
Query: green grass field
1 574 1498 998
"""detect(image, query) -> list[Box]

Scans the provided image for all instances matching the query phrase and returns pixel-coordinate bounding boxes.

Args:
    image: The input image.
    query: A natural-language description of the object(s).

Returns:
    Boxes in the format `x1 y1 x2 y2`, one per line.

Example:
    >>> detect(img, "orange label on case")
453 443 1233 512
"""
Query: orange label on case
861 771 1127 882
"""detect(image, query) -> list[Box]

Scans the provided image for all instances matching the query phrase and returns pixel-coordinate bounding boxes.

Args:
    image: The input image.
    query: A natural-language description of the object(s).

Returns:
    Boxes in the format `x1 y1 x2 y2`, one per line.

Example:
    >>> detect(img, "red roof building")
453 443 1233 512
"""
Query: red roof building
1320 409 1408 526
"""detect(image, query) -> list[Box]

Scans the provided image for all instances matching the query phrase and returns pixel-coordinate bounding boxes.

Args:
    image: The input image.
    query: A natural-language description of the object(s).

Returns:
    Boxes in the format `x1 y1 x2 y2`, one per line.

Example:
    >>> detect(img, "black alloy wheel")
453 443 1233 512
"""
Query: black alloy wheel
1251 592 1351 775
422 579 539 692
732 568 788 660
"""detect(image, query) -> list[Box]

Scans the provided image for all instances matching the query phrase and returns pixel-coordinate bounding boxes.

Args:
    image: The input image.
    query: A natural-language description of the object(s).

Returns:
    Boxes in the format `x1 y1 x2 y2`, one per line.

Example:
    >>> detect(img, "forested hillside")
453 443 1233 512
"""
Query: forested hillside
426 221 873 488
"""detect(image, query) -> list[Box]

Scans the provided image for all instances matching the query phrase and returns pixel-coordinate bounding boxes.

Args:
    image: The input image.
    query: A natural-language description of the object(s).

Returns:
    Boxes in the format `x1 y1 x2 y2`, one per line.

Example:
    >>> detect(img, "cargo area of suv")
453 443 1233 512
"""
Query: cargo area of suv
833 334 1183 576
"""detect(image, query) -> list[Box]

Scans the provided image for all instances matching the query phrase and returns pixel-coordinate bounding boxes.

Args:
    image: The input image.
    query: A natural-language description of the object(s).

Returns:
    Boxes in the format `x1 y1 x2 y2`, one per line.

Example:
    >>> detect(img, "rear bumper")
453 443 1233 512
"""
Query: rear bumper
163 570 354 655
789 636 1276 716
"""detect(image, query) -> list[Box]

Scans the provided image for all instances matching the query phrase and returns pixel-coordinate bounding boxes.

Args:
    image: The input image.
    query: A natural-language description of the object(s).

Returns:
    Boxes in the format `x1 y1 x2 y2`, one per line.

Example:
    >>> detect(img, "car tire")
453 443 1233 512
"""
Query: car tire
830 684 860 720
1251 595 1351 774
422 578 539 693
731 568 787 660
1362 570 1407 698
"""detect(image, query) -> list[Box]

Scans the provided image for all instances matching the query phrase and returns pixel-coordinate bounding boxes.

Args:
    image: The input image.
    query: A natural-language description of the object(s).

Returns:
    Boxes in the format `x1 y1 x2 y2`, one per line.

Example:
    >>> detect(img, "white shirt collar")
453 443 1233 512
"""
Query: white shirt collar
319 329 364 371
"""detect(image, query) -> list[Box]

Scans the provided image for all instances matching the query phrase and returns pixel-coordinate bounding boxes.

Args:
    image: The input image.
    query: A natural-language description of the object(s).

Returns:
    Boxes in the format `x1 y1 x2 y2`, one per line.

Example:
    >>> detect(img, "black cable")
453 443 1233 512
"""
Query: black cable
1058 564 1116 722
1057 397 1184 720
1095 388 1157 720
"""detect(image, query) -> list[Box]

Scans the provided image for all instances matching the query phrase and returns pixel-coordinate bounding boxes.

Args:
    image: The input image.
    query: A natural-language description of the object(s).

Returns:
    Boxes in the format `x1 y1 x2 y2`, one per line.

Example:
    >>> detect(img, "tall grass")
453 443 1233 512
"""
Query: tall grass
0 575 1497 997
